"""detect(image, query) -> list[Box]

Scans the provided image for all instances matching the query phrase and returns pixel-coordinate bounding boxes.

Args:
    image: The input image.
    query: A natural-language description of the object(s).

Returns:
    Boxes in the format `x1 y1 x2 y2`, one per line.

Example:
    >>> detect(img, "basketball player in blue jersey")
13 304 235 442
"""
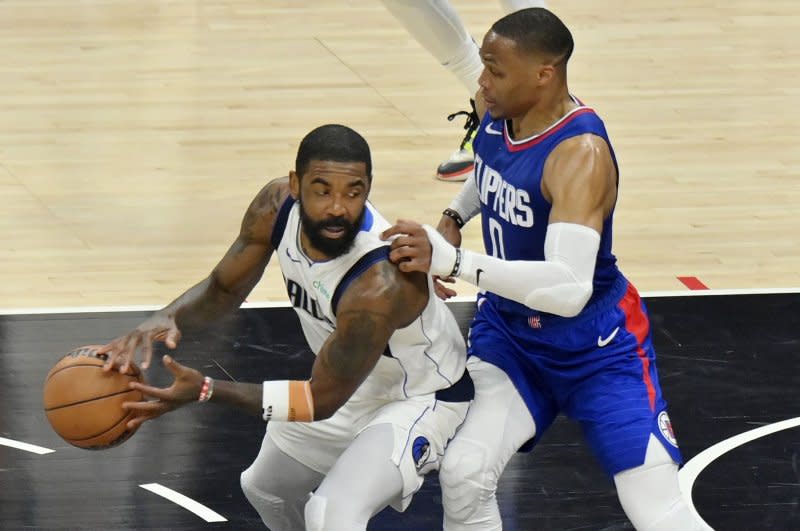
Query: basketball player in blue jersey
98 124 472 530
383 8 712 531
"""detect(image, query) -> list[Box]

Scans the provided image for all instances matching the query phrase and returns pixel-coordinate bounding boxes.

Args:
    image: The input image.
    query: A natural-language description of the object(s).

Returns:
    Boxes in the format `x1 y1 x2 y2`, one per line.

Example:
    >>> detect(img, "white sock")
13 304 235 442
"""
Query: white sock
381 0 483 94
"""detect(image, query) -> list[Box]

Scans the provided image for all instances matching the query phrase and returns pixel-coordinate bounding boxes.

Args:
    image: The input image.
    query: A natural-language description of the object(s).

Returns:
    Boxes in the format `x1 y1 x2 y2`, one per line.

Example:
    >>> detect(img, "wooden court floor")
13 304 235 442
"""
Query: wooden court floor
0 0 798 311
0 1 799 530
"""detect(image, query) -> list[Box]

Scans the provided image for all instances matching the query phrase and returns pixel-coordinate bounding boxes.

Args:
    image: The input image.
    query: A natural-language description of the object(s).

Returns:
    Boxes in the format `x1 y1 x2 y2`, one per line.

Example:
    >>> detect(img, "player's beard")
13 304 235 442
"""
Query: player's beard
299 201 365 259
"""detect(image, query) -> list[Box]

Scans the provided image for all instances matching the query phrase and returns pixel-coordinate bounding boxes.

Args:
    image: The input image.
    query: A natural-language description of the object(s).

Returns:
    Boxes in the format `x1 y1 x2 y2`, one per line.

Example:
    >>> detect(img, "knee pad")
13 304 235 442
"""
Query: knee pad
304 493 327 531
240 468 290 530
439 437 495 522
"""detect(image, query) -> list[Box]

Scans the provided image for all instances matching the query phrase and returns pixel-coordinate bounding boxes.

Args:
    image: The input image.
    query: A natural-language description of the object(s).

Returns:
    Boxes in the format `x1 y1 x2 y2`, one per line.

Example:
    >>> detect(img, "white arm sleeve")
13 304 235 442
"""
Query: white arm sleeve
423 222 600 317
447 175 481 224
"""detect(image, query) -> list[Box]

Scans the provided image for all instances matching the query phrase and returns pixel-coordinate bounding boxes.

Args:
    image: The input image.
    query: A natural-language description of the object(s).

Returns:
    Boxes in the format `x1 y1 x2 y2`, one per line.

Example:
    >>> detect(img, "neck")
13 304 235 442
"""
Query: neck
299 231 330 262
510 86 575 140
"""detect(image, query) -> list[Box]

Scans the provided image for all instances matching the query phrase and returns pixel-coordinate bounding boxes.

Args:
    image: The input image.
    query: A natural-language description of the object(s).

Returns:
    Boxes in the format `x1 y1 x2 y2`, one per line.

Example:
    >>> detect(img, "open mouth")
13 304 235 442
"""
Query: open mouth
321 226 346 238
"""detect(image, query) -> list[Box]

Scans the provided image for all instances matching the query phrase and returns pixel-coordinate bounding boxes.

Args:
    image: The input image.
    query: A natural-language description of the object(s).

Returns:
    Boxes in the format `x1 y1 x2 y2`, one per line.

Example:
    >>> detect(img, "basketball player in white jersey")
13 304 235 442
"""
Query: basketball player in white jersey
99 124 472 530
379 0 548 181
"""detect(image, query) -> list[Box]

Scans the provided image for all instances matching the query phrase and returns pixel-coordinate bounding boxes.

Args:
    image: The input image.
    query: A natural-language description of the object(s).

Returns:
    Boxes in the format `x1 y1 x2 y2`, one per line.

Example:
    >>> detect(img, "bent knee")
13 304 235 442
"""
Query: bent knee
305 492 369 531
304 493 327 531
240 467 287 521
439 438 497 520
239 465 262 498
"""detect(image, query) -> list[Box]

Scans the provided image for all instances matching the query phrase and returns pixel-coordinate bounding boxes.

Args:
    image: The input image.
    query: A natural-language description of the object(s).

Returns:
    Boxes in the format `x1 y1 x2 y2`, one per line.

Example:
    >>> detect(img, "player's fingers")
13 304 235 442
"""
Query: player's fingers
129 381 172 401
381 219 423 240
397 257 429 273
96 341 115 355
125 410 160 429
433 277 457 298
380 223 408 240
126 416 147 430
100 343 117 371
141 334 154 370
387 233 410 251
122 399 165 412
388 245 418 263
441 285 458 299
433 282 449 300
118 335 139 373
162 355 183 376
165 327 181 349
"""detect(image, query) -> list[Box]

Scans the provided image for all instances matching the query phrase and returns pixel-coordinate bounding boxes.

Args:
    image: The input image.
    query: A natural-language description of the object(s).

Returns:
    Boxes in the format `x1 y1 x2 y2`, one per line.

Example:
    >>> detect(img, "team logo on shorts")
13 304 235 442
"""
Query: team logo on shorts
412 436 431 471
658 411 679 447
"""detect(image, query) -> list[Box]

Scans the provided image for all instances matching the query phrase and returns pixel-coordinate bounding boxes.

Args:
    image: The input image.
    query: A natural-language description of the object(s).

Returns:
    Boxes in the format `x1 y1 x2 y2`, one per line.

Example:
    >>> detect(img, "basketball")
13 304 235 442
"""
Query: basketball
43 345 145 450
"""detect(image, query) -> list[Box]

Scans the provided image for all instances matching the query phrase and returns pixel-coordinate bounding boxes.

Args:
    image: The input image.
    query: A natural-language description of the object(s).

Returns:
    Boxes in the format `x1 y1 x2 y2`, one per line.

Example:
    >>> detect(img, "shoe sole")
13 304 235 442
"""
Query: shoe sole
435 163 474 182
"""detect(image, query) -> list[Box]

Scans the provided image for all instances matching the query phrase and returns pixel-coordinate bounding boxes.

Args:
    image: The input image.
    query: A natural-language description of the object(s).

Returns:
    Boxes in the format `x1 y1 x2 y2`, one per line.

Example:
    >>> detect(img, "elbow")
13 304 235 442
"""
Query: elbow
524 283 593 318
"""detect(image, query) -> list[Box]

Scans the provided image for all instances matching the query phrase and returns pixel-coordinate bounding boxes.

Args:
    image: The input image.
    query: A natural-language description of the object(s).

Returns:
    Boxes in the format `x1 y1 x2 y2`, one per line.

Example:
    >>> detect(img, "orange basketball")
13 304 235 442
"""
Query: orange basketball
43 345 144 450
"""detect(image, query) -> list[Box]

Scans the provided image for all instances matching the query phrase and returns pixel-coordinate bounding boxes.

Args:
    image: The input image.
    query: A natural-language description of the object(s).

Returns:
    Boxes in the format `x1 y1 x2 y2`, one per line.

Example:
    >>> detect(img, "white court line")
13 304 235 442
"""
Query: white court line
2 287 799 316
640 287 800 298
140 483 227 523
0 300 291 315
0 436 55 455
678 416 800 528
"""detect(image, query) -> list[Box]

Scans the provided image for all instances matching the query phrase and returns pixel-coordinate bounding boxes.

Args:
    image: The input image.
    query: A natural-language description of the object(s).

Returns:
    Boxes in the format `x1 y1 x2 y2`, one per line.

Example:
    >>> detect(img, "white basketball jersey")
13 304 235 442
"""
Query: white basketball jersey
271 199 466 401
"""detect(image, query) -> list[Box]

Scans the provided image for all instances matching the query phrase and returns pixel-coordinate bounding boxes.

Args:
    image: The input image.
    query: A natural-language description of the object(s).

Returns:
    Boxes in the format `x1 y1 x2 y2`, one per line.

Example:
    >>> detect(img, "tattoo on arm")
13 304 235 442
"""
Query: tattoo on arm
320 309 390 382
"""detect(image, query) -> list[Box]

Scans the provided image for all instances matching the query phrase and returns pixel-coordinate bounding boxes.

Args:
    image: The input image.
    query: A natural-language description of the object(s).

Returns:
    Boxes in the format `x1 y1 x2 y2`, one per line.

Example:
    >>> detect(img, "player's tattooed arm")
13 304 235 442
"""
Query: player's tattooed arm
165 176 292 328
310 260 428 420
100 177 292 372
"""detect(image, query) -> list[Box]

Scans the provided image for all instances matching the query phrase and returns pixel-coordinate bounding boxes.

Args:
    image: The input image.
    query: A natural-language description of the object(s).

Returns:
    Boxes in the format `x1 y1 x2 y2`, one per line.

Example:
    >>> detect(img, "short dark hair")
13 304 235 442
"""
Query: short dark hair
490 8 574 67
295 124 372 180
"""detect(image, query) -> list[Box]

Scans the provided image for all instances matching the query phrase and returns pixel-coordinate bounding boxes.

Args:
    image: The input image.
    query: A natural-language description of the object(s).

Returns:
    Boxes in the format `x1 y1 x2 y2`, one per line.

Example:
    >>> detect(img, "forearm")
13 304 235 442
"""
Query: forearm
426 222 600 317
206 377 316 421
208 380 264 416
161 274 247 329
458 250 593 317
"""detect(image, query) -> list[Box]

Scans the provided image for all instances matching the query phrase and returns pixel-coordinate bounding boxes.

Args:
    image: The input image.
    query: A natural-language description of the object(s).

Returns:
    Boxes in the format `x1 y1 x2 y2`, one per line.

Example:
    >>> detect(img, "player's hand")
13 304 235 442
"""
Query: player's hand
382 220 458 277
433 275 458 300
433 275 458 301
382 219 434 273
98 313 182 373
121 355 203 429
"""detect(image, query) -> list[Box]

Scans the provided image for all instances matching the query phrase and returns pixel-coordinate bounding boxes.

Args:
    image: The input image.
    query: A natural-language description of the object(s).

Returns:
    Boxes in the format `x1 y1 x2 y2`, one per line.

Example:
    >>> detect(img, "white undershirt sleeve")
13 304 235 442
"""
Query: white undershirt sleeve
424 222 600 317
447 175 481 224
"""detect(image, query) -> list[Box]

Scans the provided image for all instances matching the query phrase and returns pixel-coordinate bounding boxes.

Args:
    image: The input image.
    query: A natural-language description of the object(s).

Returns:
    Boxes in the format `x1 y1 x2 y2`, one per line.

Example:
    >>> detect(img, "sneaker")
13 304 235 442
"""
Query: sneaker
436 99 480 182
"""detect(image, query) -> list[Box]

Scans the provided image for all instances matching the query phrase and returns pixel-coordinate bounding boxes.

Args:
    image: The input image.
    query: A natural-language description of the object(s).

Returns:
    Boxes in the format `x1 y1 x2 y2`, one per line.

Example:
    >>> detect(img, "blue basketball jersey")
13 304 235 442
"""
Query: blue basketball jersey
472 98 620 319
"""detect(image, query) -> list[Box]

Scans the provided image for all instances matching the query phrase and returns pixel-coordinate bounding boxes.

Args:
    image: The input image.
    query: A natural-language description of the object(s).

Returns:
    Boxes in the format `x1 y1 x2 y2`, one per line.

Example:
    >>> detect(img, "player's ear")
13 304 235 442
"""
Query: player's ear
289 170 300 199
537 63 555 85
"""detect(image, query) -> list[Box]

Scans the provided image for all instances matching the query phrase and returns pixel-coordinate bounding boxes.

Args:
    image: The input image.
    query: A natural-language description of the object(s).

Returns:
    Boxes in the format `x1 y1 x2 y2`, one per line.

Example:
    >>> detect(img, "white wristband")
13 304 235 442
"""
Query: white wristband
421 224 459 277
262 380 290 421
262 380 315 422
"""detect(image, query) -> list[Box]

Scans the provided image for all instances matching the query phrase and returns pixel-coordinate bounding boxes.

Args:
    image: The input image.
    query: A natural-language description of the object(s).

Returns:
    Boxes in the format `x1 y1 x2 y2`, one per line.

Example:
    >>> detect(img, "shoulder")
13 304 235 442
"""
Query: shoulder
542 132 618 214
240 177 293 244
546 133 614 175
336 258 428 329
249 176 292 218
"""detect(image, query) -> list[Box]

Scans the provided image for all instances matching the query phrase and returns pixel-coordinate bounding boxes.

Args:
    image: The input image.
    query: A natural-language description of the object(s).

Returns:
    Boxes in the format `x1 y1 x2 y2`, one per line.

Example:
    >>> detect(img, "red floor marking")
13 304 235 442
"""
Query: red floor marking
677 276 709 290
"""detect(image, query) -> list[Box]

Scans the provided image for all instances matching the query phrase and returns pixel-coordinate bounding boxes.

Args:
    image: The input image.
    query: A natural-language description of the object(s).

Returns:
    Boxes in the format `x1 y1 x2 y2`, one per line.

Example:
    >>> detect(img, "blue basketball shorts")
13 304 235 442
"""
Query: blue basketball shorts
467 276 683 477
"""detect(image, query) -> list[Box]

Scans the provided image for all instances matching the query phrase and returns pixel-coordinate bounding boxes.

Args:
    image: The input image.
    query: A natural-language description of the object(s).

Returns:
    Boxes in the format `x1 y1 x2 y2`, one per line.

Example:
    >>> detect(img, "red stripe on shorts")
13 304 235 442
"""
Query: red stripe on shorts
618 282 656 411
